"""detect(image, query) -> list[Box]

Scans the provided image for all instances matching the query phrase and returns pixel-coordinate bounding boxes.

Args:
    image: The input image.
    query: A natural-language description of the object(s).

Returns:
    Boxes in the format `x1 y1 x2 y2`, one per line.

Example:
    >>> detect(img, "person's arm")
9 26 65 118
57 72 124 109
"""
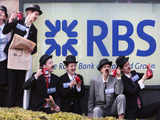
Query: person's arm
58 77 76 98
30 26 37 55
23 69 43 90
3 13 18 34
88 79 95 114
137 73 148 89
3 20 17 34
74 75 85 97
123 77 144 95
123 70 148 95
114 77 124 95
136 72 145 89
23 74 37 90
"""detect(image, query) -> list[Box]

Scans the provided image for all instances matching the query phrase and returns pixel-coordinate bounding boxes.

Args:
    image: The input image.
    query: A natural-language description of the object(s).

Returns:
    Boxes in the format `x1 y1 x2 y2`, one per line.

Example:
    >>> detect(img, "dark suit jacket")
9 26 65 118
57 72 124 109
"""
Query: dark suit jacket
23 73 61 111
59 73 85 114
2 18 37 55
122 70 144 117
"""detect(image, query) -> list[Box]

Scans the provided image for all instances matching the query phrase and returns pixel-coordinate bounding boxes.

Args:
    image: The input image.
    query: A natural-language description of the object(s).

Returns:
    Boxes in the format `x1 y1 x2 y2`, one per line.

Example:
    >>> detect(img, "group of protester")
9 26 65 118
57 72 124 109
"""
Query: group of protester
88 56 160 120
24 54 85 114
1 4 160 120
0 3 85 115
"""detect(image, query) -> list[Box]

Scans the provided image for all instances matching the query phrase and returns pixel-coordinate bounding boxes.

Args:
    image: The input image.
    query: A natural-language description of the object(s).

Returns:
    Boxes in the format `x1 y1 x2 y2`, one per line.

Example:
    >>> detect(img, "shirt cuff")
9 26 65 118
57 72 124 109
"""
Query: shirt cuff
138 80 145 89
76 86 81 92
116 76 121 80
34 74 38 80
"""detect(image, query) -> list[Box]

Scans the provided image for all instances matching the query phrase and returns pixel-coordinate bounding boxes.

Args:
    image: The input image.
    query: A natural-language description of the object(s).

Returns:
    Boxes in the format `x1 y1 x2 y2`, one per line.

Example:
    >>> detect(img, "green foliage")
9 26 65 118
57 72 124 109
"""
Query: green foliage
0 107 116 120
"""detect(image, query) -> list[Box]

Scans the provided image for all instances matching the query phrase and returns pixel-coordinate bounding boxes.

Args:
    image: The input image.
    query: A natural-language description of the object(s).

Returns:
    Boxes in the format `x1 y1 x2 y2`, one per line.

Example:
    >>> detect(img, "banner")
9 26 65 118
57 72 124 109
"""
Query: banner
24 3 160 85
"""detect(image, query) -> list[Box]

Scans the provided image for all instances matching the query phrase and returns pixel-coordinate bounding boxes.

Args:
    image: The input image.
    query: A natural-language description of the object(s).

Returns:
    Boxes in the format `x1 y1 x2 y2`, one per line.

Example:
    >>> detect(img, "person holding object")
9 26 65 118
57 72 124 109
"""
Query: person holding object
59 55 85 114
2 4 42 107
22 5 43 110
116 56 160 120
0 5 11 106
88 58 126 120
23 54 61 113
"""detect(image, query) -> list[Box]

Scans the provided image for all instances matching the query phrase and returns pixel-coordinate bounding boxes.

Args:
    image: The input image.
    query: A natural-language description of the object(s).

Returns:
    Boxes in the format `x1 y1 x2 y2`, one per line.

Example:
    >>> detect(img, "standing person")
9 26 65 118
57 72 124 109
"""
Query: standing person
23 54 61 114
23 5 43 110
116 56 160 120
2 4 42 107
88 58 125 120
0 5 11 107
59 55 85 114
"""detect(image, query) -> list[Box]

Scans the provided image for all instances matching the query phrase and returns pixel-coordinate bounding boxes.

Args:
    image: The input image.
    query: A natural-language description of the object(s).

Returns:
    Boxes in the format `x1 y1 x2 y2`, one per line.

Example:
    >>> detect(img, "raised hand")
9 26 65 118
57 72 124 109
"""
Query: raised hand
9 11 17 23
34 69 43 79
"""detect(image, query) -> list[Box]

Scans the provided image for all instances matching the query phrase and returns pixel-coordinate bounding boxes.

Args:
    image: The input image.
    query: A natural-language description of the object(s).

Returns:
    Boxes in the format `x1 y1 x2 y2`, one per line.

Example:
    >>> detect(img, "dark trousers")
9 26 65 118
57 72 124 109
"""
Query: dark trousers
0 60 8 85
126 101 160 120
0 60 8 107
61 100 82 114
7 69 26 107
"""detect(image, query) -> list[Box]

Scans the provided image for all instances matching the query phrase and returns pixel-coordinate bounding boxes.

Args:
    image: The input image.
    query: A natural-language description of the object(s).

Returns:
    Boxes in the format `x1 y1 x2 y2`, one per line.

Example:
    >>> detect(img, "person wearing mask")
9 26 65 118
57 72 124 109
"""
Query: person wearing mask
88 58 126 120
23 54 61 113
2 4 42 107
59 55 85 114
116 56 160 120
0 5 11 107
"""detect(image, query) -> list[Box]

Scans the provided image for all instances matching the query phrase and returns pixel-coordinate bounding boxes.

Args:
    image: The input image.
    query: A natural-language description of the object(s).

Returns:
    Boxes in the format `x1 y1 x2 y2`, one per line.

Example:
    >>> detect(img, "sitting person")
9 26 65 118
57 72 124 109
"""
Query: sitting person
59 55 85 114
23 54 61 114
88 58 126 120
116 56 160 120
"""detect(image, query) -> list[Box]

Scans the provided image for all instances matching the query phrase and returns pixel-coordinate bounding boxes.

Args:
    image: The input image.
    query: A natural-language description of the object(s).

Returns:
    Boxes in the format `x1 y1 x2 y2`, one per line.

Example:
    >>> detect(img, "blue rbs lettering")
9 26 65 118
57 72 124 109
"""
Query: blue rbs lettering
45 20 156 56
87 20 156 57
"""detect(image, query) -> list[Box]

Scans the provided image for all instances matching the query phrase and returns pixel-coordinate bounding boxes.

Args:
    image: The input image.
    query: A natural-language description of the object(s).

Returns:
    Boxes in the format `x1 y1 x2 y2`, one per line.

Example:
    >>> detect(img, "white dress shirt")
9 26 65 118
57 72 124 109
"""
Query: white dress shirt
102 75 109 83
0 23 11 62
24 19 31 39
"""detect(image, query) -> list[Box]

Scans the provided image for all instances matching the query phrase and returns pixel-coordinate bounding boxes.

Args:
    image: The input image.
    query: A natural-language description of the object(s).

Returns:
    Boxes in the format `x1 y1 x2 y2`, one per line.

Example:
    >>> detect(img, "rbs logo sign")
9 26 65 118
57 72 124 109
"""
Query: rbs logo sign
45 20 78 56
45 20 156 57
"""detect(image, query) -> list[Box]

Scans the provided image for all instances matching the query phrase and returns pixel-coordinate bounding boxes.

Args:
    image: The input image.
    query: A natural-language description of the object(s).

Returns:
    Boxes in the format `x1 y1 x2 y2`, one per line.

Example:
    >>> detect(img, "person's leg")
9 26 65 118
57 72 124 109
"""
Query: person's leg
111 94 126 119
93 106 103 118
7 69 17 107
137 101 160 120
0 60 8 85
0 60 8 107
125 111 137 120
16 70 26 107
73 100 82 114
23 56 32 109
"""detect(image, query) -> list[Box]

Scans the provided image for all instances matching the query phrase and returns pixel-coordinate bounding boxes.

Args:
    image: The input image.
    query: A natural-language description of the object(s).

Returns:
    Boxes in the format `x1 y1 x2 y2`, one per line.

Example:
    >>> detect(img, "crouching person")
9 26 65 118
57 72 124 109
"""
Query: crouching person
88 58 126 120
23 54 61 114
116 56 160 120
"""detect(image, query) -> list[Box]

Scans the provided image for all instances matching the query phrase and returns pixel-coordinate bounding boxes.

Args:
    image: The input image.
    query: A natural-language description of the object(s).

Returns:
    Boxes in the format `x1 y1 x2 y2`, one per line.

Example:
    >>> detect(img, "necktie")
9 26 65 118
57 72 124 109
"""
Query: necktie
45 77 50 89
104 82 107 103
137 97 142 109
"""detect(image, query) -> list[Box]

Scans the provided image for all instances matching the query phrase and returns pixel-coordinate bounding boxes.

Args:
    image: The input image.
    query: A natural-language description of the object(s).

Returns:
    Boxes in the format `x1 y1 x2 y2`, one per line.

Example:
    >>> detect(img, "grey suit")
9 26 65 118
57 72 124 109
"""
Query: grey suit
88 75 126 118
